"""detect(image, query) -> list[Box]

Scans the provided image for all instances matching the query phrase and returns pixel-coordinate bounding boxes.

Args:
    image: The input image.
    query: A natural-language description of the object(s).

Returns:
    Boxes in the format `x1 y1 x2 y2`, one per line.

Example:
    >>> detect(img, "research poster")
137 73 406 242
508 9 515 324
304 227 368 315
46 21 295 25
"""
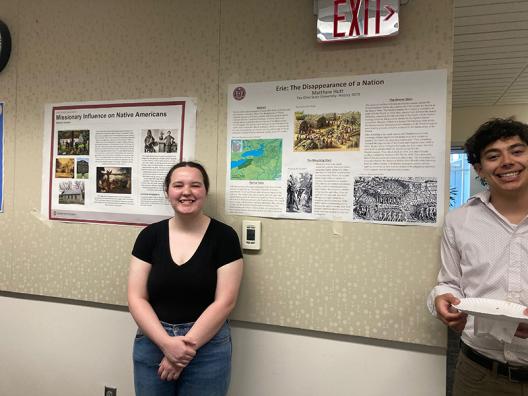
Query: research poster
226 70 447 226
41 98 196 225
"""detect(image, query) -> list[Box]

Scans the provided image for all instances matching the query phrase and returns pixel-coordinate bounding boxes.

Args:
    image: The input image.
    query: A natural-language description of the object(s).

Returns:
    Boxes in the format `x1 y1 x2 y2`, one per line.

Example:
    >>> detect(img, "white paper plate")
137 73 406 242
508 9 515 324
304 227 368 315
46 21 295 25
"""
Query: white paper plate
454 298 528 323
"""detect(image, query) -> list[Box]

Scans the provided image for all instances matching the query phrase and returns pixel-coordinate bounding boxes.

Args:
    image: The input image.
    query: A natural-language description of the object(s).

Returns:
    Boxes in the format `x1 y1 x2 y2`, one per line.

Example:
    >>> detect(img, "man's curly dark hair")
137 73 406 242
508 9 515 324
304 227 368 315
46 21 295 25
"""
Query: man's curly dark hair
464 118 528 165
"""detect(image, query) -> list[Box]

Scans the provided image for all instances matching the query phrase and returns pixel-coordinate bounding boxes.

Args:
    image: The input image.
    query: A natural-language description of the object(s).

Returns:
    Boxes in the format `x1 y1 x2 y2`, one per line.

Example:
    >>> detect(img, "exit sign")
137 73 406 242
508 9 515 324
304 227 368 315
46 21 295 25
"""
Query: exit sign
317 0 399 42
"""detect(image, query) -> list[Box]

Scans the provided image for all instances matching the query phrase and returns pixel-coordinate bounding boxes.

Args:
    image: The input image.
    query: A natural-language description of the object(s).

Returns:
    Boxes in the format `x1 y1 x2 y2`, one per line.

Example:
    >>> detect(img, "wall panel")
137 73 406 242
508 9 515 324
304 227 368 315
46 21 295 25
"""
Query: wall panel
218 0 453 347
5 0 220 302
0 0 453 347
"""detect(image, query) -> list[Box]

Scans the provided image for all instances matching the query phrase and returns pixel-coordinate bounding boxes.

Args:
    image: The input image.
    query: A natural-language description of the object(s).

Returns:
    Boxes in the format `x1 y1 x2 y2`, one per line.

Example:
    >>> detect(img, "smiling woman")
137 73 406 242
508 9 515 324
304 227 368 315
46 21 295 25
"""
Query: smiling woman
165 163 208 217
128 161 244 396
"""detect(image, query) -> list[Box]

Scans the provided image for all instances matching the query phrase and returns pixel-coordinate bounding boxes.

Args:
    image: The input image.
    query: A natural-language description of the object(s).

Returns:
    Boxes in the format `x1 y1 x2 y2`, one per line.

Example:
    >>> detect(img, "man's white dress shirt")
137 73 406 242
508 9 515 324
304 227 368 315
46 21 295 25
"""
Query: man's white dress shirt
428 190 528 365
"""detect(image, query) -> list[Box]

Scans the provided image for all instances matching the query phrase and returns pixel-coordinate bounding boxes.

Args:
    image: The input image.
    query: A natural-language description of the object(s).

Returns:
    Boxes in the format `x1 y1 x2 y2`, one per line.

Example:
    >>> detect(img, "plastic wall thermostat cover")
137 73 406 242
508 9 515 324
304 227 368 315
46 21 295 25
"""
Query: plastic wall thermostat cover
0 19 12 73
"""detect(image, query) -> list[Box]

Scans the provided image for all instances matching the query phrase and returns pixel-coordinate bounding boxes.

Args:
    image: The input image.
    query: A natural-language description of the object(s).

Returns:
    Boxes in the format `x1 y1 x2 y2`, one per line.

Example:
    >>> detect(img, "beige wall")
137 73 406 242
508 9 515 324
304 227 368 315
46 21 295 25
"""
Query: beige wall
0 0 453 349
214 0 453 347
0 1 453 394
452 104 528 144
2 0 221 301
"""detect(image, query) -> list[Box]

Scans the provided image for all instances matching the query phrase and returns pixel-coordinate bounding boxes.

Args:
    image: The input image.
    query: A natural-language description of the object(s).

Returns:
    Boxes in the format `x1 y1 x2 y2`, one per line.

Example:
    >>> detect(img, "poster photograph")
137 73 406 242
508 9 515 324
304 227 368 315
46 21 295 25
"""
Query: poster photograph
226 70 447 226
41 98 196 225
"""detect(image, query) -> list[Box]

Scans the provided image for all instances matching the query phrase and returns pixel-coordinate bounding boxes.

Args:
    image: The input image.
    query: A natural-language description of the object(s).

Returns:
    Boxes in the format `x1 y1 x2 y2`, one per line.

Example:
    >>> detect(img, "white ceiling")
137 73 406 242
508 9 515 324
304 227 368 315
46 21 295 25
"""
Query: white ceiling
453 0 528 107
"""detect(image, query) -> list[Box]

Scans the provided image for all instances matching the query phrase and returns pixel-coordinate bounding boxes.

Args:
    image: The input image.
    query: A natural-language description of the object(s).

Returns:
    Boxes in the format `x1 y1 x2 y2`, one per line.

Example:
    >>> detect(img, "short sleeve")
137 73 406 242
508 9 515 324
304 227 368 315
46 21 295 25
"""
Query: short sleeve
131 223 159 264
214 221 243 269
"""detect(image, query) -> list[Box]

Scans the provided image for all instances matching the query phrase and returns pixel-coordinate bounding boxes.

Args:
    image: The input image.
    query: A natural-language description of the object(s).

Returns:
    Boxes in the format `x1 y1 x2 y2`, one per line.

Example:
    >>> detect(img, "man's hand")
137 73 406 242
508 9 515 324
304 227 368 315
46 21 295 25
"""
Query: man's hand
515 308 528 338
435 293 467 332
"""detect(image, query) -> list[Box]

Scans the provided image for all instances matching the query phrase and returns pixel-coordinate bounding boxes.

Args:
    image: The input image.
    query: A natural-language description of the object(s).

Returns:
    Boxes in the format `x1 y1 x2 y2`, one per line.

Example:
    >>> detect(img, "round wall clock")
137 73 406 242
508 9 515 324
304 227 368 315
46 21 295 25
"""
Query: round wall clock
0 19 12 73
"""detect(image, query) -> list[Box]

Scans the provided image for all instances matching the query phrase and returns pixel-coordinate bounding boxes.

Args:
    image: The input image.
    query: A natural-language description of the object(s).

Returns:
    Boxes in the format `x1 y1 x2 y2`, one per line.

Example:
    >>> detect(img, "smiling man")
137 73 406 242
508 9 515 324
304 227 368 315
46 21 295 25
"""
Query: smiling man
428 118 528 395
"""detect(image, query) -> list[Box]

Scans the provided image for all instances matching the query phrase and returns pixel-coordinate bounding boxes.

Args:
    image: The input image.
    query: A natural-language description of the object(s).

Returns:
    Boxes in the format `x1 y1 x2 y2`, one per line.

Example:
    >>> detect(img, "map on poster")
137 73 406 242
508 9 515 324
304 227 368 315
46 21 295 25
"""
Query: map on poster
226 70 447 226
41 98 196 225
230 139 282 180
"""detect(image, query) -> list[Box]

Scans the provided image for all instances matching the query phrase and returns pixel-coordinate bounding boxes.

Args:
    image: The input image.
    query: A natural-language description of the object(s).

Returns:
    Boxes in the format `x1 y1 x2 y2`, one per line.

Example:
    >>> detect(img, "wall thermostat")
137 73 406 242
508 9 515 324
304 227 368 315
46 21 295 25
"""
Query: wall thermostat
242 220 261 250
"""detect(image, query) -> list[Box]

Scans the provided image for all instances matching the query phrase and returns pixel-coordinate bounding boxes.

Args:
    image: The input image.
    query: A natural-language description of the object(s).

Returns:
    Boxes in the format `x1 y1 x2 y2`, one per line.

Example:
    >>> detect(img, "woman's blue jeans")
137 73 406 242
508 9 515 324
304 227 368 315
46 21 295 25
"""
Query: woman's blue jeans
133 321 232 396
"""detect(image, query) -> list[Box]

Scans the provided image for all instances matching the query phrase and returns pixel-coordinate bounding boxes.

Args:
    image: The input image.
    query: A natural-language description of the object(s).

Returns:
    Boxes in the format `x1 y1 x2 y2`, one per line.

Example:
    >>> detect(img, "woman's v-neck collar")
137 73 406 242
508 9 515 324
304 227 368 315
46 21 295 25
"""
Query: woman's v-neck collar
167 217 212 267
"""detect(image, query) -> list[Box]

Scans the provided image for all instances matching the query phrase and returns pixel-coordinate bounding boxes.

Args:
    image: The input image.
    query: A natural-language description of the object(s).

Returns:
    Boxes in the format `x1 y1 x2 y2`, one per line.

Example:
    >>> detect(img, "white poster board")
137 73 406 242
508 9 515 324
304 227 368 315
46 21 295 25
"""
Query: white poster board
41 98 196 225
226 70 447 226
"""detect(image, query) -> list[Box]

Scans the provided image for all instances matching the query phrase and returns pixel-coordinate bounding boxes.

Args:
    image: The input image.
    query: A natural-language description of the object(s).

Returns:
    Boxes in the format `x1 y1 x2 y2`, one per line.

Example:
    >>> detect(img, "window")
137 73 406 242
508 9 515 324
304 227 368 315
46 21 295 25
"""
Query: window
449 147 486 210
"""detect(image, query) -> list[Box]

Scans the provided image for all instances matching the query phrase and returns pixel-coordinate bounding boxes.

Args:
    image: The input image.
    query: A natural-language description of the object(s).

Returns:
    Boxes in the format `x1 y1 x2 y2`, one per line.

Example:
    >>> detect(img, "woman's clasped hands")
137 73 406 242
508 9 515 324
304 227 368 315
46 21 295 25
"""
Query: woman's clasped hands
158 335 197 381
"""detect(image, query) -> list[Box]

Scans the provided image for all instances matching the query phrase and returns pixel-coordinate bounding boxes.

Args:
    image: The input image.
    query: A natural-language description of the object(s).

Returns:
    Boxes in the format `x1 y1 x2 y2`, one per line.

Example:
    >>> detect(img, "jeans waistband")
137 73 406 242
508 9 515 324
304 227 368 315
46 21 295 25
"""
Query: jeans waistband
159 320 195 336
